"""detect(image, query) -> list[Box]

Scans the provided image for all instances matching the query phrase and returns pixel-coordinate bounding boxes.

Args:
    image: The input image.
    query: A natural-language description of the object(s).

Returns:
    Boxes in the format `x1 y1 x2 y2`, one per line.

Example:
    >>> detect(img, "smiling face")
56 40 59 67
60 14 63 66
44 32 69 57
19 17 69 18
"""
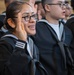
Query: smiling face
20 4 36 35
6 2 36 36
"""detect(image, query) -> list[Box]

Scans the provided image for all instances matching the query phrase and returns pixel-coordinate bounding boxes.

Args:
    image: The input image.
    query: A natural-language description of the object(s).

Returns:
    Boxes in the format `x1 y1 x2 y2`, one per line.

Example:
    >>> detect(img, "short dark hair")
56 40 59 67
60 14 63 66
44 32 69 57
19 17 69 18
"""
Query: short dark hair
71 0 74 10
5 1 31 32
35 1 41 5
41 0 52 11
42 0 52 5
4 0 15 3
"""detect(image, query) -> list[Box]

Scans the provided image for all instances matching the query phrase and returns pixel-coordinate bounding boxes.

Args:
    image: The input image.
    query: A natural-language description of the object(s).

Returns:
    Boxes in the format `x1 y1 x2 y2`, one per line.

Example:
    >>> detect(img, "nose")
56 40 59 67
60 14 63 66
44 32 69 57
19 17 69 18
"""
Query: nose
29 18 36 23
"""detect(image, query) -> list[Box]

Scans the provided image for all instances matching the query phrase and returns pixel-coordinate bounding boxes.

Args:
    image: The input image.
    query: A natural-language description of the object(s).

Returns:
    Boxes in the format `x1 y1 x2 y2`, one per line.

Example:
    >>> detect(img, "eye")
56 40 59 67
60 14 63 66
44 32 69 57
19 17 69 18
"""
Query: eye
22 16 29 21
31 14 37 19
31 14 36 17
58 2 66 8
23 16 28 19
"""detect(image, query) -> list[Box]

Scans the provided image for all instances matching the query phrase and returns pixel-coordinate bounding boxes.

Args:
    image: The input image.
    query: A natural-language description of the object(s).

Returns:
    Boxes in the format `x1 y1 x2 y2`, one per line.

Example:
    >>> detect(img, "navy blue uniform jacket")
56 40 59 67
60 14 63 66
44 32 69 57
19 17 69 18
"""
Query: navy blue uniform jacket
31 19 73 75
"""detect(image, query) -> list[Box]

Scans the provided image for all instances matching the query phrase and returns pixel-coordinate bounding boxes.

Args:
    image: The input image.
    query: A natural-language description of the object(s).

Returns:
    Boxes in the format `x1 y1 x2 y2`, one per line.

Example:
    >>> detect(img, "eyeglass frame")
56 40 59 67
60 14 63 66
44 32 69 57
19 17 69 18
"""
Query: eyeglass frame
47 2 68 8
12 14 37 22
22 14 37 22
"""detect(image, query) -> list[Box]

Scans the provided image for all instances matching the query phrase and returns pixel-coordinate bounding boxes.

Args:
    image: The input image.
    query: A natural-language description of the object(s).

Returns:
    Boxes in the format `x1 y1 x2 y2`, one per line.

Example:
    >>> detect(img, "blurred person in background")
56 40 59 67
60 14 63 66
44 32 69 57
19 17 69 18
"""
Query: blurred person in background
35 0 45 20
28 0 37 14
0 0 21 38
61 0 73 23
0 0 16 29
65 1 73 21
65 1 74 72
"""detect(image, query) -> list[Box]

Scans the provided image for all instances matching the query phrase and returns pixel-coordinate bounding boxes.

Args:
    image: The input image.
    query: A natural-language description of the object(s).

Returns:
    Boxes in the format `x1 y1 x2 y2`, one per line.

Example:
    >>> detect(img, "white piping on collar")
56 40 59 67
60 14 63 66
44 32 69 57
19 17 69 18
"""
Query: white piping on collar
1 12 6 16
38 19 50 25
69 15 74 19
1 26 8 32
2 34 18 40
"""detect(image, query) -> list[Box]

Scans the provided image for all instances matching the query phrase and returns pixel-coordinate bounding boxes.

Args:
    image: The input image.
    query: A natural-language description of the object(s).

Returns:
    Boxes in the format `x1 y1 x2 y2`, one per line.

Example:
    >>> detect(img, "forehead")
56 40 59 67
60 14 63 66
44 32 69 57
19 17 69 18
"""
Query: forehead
21 4 34 14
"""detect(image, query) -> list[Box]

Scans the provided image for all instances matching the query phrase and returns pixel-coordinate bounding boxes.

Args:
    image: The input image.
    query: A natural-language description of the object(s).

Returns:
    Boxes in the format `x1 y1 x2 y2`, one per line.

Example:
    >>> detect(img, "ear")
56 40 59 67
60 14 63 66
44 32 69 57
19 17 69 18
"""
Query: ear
45 4 50 12
7 18 15 28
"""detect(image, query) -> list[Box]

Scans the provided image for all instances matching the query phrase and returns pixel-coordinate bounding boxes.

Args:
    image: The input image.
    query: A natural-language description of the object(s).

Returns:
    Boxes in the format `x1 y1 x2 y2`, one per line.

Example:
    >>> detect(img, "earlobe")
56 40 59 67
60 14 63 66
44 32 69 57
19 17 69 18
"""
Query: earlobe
7 18 15 28
45 4 50 12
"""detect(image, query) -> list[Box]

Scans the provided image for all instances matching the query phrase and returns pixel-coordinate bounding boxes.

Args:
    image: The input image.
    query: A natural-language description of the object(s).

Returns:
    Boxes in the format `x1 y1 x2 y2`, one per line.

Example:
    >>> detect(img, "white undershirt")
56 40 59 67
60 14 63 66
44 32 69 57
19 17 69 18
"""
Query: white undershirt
48 23 61 40
39 20 61 40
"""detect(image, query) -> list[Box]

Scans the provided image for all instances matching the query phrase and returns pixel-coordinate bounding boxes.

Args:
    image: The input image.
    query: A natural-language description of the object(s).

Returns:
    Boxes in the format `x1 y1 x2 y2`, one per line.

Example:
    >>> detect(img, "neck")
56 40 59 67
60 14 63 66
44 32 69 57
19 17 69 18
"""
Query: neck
45 14 59 25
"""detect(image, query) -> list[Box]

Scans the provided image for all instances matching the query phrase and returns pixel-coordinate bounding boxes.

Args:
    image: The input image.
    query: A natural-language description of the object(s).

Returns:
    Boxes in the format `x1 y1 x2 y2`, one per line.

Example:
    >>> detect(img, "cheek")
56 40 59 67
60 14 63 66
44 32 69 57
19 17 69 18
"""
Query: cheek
22 20 28 30
22 19 28 25
23 23 28 30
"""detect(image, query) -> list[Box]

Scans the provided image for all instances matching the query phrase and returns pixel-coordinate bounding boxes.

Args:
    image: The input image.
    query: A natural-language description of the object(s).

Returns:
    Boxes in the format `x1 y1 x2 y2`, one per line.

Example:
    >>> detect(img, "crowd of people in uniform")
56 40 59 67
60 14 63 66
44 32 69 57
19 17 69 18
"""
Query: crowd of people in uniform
0 0 74 75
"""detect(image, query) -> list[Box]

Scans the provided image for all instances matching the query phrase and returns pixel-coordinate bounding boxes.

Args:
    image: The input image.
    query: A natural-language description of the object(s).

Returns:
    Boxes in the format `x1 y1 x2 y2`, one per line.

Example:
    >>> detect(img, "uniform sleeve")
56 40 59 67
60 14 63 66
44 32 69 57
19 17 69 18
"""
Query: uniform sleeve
0 41 13 72
0 39 32 75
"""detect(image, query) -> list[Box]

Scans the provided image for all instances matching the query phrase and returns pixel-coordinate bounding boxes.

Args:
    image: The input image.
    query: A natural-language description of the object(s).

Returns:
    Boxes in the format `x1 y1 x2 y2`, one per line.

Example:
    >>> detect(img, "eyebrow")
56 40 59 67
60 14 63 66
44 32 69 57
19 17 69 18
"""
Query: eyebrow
22 12 35 15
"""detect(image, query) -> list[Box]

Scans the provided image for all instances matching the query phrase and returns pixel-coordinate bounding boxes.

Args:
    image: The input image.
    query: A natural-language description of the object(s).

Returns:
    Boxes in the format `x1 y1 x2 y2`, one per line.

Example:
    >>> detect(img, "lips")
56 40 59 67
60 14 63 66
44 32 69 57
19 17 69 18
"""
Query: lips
28 25 36 30
62 10 65 13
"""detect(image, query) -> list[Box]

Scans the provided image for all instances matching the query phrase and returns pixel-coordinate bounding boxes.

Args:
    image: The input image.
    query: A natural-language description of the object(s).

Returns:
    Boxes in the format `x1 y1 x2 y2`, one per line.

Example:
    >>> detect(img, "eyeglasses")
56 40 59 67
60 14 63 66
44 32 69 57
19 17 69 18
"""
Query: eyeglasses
13 14 37 22
22 14 37 22
48 2 67 8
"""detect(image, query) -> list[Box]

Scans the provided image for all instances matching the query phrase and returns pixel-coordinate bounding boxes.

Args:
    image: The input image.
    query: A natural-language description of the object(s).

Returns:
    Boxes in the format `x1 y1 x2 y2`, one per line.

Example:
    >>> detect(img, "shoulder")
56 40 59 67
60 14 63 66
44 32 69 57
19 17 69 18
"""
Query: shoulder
65 15 74 35
65 14 74 27
36 21 46 28
0 38 14 54
36 19 49 31
36 19 48 25
0 12 6 21
0 30 5 38
0 36 15 49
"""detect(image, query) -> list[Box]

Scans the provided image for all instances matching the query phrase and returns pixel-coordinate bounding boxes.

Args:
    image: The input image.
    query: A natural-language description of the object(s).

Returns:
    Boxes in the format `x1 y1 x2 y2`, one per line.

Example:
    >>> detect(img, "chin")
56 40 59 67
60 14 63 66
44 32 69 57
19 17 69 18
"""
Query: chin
32 32 36 35
62 16 65 19
28 31 36 35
